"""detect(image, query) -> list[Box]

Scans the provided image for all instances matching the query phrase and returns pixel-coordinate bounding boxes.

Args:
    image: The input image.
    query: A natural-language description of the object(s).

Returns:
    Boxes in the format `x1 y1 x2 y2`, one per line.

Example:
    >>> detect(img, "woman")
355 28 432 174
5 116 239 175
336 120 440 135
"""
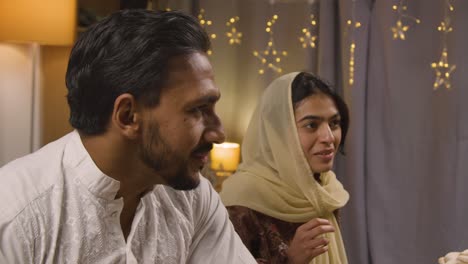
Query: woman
220 72 350 264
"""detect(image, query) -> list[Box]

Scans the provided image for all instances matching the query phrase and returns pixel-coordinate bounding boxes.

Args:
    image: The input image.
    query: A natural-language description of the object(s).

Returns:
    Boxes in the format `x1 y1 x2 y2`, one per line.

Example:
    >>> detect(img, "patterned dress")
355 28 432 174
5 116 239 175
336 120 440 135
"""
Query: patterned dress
227 206 340 263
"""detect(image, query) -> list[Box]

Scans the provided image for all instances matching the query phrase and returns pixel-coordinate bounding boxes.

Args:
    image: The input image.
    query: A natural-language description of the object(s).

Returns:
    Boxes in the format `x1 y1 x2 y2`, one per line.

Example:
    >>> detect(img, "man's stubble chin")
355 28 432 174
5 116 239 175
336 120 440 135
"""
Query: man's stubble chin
165 169 201 190
138 122 201 190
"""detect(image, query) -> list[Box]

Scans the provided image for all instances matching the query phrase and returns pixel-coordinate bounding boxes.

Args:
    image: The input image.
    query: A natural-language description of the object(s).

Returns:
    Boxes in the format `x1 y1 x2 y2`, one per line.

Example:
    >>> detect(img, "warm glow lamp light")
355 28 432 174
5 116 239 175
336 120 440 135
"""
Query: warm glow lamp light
0 0 76 155
0 1 76 46
210 142 240 191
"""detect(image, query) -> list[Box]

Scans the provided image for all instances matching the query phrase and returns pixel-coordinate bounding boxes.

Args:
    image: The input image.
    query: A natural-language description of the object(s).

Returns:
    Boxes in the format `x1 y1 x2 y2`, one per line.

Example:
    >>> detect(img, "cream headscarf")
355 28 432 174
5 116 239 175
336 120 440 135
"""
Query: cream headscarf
220 72 349 264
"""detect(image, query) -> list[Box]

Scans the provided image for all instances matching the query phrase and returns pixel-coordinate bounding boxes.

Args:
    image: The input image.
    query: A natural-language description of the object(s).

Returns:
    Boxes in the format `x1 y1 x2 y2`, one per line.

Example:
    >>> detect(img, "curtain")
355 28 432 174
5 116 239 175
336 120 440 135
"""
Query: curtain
348 0 468 263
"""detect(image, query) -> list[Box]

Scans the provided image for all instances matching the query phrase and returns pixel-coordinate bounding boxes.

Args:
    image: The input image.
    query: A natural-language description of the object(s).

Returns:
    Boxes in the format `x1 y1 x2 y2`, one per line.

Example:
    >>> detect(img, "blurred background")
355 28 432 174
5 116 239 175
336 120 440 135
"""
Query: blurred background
1 0 467 263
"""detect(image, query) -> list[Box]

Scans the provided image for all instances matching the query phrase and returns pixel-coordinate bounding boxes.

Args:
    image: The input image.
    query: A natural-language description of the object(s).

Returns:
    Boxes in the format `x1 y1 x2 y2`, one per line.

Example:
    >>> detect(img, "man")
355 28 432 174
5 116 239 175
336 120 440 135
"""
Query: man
0 9 255 263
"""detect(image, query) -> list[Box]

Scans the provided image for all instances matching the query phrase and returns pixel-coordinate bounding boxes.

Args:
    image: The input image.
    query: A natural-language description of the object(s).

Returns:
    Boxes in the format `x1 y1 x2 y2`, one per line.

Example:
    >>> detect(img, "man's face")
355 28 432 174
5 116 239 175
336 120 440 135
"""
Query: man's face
138 52 225 190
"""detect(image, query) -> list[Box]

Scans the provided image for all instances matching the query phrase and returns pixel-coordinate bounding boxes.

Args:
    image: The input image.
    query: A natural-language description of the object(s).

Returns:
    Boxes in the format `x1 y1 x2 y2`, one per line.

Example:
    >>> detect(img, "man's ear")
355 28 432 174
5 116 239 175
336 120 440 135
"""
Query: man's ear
112 93 141 140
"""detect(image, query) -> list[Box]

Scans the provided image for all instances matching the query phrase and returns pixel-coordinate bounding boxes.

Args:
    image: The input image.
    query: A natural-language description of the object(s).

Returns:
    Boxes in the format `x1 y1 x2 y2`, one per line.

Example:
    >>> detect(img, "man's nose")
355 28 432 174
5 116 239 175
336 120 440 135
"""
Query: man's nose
204 114 225 144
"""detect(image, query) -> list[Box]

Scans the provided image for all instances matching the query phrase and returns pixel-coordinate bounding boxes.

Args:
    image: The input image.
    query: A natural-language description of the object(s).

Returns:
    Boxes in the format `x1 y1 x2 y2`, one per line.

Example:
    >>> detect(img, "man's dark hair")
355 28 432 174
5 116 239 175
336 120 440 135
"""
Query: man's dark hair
291 72 350 154
65 9 211 135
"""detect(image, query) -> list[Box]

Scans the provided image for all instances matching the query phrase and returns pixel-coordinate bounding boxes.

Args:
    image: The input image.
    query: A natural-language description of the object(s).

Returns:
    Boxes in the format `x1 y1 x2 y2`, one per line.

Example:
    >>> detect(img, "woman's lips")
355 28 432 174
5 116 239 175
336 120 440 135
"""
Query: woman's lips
314 149 334 161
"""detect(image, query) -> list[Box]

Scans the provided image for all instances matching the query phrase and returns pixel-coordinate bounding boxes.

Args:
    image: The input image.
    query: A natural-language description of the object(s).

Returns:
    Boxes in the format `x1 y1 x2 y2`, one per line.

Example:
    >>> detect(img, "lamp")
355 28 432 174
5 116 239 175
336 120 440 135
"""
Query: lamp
0 1 76 46
0 0 76 165
210 142 240 191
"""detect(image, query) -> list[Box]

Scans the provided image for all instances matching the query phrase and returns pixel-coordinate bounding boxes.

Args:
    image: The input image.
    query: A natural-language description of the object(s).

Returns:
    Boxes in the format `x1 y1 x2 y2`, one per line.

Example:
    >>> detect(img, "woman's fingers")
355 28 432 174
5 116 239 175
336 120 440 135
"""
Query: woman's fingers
296 219 335 242
308 245 329 258
297 218 330 232
303 236 329 250
306 224 335 240
287 218 335 263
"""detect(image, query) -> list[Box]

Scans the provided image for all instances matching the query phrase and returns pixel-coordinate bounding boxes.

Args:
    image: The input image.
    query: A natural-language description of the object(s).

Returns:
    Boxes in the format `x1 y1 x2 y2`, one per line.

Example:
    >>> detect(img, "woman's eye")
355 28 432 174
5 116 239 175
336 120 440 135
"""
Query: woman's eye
305 122 318 129
330 119 341 129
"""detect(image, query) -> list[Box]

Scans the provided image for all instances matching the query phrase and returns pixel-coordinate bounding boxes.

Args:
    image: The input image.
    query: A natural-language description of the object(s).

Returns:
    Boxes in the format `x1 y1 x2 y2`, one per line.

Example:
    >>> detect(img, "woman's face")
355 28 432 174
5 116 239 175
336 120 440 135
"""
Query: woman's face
294 93 342 173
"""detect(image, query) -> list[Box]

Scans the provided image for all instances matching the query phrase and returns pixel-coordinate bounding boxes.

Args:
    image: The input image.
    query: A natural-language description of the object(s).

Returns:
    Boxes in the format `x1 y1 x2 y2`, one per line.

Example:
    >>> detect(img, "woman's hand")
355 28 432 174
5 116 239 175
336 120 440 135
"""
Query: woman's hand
286 218 335 264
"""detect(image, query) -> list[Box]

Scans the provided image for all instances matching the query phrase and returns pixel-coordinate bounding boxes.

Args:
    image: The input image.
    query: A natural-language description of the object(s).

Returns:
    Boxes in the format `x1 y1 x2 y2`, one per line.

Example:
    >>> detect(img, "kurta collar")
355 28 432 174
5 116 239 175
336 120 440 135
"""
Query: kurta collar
63 130 121 201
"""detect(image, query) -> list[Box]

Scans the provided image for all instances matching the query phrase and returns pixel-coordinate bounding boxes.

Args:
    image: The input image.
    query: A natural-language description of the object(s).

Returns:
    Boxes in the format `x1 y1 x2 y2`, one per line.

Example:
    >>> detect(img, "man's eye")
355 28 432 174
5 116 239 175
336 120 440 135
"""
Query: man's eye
189 105 210 115
187 107 202 115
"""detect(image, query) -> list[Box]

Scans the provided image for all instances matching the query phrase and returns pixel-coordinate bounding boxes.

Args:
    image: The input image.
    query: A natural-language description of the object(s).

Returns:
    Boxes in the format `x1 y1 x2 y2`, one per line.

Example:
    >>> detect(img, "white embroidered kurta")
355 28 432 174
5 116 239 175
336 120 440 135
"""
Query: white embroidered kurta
0 131 255 264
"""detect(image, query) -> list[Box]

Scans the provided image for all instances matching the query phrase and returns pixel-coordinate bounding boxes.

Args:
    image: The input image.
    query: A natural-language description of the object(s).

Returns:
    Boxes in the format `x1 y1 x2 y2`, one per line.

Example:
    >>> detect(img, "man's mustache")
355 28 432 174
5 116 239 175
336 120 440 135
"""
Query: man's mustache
192 143 213 154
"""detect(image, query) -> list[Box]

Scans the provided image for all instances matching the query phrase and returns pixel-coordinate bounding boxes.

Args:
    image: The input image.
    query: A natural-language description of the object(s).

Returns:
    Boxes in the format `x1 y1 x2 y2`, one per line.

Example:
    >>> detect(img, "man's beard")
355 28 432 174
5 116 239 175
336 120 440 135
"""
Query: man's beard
138 121 200 190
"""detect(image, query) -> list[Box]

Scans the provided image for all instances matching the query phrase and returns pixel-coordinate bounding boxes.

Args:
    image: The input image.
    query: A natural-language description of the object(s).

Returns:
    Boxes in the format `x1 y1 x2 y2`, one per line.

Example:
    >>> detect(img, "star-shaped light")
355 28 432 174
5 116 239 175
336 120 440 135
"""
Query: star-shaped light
391 2 420 41
431 49 456 90
198 8 216 55
299 29 317 48
299 15 318 49
391 20 409 40
253 40 288 75
226 16 242 45
253 15 288 75
437 20 453 33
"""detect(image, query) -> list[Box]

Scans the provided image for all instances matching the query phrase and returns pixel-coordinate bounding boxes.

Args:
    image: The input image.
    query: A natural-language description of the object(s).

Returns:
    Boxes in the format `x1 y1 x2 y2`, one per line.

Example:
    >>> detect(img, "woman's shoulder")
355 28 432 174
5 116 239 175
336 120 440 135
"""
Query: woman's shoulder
226 205 257 223
226 206 297 263
226 205 252 214
226 206 302 230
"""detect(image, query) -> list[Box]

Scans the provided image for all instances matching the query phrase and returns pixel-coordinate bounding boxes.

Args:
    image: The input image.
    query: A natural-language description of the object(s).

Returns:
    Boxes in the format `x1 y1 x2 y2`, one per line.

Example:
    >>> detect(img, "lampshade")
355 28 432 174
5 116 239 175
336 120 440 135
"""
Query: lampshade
210 142 240 172
0 0 76 45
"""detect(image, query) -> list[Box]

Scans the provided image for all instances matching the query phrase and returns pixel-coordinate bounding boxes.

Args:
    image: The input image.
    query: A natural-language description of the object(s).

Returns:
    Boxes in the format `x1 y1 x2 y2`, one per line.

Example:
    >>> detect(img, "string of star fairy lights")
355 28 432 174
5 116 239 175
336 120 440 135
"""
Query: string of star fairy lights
253 11 288 75
299 0 318 49
198 8 217 55
347 0 361 86
431 0 456 90
391 0 421 40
